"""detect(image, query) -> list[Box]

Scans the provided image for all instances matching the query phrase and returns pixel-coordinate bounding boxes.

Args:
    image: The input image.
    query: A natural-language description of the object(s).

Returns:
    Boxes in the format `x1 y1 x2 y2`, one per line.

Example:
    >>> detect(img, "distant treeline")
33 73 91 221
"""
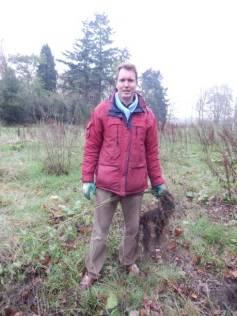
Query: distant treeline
0 13 169 125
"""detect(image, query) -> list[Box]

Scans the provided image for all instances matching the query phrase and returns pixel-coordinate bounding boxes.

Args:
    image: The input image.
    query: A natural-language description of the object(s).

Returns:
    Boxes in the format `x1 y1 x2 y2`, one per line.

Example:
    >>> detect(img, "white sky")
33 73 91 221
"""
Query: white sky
1 0 237 120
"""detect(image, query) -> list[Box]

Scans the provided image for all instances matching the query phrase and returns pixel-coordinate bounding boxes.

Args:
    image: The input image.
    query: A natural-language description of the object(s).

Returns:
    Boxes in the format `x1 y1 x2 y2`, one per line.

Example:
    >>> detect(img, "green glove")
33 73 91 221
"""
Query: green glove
83 183 96 200
152 184 166 197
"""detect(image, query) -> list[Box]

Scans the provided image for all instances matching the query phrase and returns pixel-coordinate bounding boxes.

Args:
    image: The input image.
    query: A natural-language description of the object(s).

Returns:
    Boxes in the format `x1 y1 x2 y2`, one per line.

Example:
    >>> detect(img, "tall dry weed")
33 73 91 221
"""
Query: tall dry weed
38 120 80 175
196 124 237 199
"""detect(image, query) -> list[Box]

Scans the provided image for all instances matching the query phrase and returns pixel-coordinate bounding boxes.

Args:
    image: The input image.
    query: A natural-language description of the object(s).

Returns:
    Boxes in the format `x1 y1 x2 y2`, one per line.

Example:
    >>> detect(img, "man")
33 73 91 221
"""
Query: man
80 63 166 289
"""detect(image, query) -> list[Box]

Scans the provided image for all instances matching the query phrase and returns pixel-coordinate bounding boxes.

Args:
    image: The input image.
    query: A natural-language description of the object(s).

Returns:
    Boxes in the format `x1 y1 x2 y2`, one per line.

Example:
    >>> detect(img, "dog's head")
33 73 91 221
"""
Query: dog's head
159 190 175 211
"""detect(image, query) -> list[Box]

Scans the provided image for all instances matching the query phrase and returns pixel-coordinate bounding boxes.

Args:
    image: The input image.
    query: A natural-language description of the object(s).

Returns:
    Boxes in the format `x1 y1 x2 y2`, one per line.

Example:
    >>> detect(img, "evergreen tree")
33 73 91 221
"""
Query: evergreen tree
140 69 169 123
0 66 23 123
60 20 95 101
59 13 129 110
37 44 57 92
88 14 129 100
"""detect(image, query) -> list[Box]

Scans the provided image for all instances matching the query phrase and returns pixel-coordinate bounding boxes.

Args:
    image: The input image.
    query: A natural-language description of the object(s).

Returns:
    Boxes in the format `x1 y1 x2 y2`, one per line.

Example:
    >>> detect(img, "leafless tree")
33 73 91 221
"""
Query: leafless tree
196 89 208 122
196 85 234 124
233 99 237 128
206 85 233 124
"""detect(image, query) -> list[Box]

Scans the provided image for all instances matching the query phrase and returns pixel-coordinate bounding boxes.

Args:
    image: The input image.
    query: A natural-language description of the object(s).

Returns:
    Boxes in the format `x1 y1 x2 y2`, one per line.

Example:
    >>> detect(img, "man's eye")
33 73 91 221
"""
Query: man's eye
119 79 134 83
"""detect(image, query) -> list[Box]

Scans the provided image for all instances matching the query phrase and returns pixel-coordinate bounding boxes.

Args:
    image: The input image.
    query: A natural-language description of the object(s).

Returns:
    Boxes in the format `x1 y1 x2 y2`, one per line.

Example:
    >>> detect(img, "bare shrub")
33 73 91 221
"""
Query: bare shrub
38 120 80 175
196 124 237 200
195 122 217 149
161 123 196 159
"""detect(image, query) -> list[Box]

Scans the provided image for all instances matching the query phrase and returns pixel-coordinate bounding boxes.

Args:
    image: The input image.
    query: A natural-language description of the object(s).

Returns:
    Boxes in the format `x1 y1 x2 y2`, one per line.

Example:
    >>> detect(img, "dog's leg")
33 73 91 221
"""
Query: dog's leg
142 220 151 256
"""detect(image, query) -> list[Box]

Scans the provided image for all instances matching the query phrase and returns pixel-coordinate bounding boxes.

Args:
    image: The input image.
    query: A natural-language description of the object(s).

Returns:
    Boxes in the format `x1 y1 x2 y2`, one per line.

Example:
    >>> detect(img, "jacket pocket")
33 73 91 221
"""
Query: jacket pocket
130 125 146 165
100 142 121 162
101 123 121 161
127 163 147 192
96 164 120 190
131 142 146 167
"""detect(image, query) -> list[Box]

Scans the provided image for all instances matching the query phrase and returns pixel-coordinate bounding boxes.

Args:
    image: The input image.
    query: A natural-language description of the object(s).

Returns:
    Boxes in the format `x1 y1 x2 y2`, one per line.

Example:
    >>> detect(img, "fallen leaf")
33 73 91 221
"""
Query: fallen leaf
62 240 77 250
167 240 177 251
182 240 190 249
50 207 65 219
174 227 183 237
192 255 202 265
78 226 92 234
230 270 237 279
196 268 205 274
140 309 147 316
143 296 161 313
169 282 182 295
143 298 153 310
225 257 237 269
205 261 213 269
151 248 162 261
224 269 237 279
41 255 51 266
49 195 62 202
150 301 161 312
174 256 181 264
58 204 67 210
190 293 198 300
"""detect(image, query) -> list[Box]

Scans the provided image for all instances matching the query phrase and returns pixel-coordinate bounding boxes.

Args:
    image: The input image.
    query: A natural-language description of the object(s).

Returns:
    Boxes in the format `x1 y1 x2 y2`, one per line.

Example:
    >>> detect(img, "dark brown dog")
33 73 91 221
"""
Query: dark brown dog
140 190 175 254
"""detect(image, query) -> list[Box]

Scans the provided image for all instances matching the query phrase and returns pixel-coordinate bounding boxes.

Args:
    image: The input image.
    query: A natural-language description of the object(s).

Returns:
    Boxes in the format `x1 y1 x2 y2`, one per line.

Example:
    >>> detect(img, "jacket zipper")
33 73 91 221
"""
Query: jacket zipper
125 126 132 191
117 125 119 145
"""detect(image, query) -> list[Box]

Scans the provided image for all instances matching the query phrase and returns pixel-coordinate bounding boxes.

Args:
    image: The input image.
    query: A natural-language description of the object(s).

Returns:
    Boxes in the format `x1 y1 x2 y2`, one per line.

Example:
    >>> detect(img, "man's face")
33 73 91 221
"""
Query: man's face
116 68 137 105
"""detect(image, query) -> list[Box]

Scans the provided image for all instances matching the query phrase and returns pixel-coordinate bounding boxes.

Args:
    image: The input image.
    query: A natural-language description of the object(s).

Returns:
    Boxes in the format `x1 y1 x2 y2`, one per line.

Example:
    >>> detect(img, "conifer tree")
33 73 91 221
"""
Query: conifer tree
37 44 57 92
60 13 129 106
140 69 169 123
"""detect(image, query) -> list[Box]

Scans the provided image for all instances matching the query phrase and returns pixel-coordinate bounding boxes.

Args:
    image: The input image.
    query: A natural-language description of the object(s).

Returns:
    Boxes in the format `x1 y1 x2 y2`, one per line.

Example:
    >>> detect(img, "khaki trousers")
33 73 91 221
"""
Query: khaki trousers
85 188 143 278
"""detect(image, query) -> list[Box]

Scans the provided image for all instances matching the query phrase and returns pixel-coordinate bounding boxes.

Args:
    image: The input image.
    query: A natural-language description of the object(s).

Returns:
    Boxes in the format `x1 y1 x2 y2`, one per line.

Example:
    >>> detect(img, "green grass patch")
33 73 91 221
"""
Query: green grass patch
189 217 237 248
183 216 237 270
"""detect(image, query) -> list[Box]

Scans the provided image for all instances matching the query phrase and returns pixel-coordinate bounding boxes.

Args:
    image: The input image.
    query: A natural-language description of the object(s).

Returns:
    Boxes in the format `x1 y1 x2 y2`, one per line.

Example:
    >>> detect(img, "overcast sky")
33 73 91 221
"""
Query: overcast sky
1 0 237 119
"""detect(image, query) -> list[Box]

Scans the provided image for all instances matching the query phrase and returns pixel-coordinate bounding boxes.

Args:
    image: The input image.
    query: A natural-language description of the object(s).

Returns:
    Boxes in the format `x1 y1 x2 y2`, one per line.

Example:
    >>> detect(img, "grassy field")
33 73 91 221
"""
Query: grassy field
0 124 236 316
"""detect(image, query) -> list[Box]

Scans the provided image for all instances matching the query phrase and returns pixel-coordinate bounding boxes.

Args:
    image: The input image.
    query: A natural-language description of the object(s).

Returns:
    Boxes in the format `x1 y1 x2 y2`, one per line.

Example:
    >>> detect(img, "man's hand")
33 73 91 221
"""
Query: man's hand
83 183 96 200
152 184 166 197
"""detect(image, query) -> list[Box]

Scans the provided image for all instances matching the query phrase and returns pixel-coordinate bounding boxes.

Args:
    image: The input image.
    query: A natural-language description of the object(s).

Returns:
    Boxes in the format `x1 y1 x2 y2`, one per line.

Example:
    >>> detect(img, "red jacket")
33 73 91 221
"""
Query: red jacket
82 94 165 196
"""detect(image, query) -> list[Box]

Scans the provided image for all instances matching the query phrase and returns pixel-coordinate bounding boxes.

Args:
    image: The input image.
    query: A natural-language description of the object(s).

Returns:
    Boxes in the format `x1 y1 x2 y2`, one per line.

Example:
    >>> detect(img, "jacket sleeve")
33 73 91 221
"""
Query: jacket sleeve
81 110 103 182
145 112 165 186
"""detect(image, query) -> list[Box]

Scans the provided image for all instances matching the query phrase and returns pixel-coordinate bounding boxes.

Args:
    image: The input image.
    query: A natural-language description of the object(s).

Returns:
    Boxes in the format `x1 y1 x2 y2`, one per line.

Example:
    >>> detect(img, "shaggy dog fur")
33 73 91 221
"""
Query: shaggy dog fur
140 190 175 254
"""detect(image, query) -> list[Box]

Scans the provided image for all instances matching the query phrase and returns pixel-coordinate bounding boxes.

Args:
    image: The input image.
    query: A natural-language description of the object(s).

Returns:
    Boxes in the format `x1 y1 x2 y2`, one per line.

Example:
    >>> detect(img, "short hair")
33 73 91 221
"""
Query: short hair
116 63 138 82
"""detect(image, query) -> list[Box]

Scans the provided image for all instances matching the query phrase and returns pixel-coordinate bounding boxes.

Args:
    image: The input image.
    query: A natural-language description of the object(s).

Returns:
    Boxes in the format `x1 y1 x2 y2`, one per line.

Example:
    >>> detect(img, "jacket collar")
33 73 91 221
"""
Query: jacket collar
107 92 146 127
108 92 146 116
